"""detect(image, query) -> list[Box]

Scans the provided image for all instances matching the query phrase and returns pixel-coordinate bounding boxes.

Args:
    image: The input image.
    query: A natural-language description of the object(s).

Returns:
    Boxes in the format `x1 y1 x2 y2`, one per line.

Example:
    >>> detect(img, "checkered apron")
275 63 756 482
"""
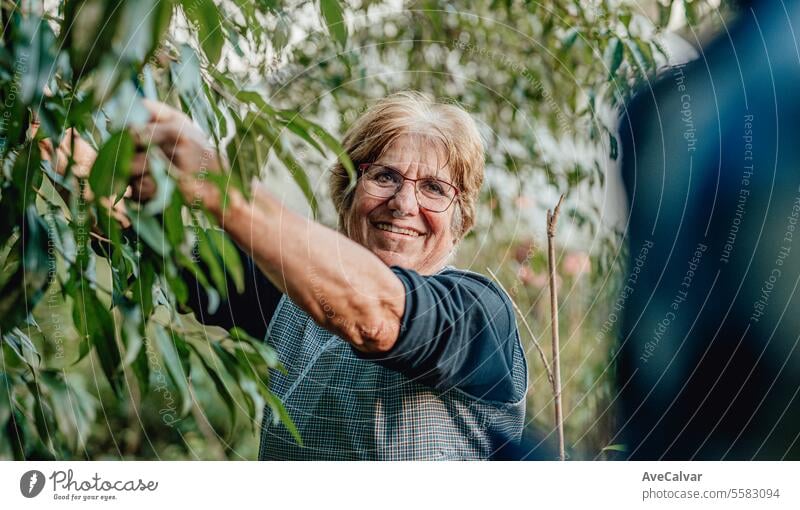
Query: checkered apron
258 270 528 460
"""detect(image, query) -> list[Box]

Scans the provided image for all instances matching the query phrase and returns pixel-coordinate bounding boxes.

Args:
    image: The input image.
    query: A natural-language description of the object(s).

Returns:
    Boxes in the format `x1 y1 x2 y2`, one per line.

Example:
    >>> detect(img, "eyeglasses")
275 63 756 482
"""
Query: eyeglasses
358 163 459 213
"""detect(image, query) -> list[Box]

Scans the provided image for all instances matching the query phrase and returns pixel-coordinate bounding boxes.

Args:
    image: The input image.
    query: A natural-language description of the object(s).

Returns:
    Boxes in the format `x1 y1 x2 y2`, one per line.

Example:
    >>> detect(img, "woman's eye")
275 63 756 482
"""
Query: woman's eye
421 180 446 196
374 170 400 184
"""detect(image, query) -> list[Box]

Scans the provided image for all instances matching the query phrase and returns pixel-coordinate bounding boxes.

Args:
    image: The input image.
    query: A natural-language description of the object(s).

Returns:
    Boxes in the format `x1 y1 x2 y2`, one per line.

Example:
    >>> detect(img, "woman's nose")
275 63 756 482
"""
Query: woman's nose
388 181 419 215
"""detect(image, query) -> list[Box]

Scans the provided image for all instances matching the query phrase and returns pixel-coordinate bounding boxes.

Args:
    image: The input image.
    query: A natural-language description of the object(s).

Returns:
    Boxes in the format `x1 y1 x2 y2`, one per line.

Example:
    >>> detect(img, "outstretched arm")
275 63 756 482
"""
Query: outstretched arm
137 100 406 354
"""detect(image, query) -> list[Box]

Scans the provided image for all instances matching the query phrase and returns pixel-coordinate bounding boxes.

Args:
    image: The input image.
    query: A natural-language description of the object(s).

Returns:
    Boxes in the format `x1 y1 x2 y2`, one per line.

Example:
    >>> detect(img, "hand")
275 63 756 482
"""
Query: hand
132 100 233 217
38 127 132 228
38 127 96 179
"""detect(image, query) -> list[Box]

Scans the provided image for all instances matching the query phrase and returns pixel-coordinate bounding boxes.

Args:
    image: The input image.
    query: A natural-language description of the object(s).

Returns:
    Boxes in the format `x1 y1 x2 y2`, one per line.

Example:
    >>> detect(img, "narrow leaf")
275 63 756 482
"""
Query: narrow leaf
320 0 347 48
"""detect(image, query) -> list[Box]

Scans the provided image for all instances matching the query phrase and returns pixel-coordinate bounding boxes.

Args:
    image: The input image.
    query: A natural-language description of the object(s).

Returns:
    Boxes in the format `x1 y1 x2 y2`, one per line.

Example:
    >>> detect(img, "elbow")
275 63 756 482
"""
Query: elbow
345 316 400 355
310 274 406 354
330 297 402 354
337 281 405 354
299 295 401 353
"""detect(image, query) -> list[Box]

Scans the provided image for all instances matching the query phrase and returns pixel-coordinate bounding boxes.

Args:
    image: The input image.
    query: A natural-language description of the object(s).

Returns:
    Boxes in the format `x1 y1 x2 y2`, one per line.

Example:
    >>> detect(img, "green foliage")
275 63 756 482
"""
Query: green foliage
0 0 734 459
0 0 354 459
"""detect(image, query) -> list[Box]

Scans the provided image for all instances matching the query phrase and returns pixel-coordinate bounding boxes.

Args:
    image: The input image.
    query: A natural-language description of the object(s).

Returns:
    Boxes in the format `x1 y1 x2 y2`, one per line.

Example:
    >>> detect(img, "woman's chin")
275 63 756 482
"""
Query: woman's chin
373 250 412 269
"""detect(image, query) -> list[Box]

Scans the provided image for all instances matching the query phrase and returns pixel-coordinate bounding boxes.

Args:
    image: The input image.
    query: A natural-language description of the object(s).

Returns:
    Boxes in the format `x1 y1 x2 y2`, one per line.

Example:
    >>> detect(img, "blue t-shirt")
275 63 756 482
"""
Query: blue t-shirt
357 266 521 403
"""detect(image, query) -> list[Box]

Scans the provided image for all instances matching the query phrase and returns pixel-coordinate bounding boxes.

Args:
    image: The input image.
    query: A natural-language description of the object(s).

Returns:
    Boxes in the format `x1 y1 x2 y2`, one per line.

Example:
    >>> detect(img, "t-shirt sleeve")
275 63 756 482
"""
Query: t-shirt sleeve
182 244 283 340
354 266 522 403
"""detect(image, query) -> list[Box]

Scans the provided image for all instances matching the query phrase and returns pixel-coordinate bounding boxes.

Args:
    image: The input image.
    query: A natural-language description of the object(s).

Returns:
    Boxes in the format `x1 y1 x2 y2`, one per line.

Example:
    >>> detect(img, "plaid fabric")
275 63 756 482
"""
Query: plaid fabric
258 268 528 460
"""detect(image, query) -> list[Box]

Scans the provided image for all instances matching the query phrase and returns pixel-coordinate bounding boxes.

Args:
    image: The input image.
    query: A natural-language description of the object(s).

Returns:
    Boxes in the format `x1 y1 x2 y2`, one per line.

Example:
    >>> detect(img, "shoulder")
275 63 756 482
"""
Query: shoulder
391 265 517 340
434 267 528 404
440 266 515 314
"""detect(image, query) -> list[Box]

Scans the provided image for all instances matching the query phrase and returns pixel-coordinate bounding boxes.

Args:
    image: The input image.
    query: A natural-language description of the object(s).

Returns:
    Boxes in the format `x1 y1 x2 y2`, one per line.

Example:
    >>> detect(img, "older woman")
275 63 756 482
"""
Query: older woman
132 91 527 460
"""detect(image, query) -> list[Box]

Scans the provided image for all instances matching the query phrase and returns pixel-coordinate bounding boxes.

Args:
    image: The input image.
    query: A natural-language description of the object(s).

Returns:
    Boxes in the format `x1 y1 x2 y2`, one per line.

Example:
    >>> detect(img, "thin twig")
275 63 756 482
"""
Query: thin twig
547 193 566 461
486 267 553 386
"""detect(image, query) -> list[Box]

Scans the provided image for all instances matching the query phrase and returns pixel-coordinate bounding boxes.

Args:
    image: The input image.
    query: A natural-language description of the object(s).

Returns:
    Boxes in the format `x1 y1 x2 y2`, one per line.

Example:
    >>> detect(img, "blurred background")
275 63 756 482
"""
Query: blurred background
1 0 739 460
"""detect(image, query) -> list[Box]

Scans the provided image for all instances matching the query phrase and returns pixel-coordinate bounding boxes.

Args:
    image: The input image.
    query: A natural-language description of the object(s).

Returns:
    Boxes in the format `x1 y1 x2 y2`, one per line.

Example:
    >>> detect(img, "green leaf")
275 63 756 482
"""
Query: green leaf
274 111 357 189
142 153 176 216
0 373 12 430
280 117 326 156
41 371 96 451
163 189 186 249
132 341 151 395
62 0 125 81
164 259 189 306
320 0 347 48
11 143 43 207
171 45 216 135
89 131 134 201
657 2 673 28
194 226 228 300
624 39 652 79
560 27 579 51
132 258 156 318
602 443 627 452
683 0 698 26
255 117 320 216
227 113 266 196
609 132 618 161
177 251 211 291
272 12 291 53
228 326 260 344
113 0 172 63
211 342 255 417
180 0 225 64
205 228 244 294
235 90 340 189
150 0 174 53
3 328 40 368
15 16 58 105
130 210 170 257
265 392 302 445
229 327 280 369
188 343 237 435
603 37 623 80
29 380 55 454
151 323 192 417
72 289 123 396
21 207 51 317
0 95 27 157
120 306 144 365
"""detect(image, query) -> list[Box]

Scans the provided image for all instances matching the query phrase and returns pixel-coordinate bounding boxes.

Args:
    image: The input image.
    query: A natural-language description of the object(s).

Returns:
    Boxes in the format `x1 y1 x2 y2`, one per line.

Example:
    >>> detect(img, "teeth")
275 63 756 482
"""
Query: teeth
375 223 421 237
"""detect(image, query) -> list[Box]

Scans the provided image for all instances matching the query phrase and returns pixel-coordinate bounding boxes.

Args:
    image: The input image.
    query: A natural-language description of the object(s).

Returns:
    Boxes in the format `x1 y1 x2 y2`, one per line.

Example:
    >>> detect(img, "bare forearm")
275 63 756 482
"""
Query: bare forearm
218 183 405 352
126 100 405 350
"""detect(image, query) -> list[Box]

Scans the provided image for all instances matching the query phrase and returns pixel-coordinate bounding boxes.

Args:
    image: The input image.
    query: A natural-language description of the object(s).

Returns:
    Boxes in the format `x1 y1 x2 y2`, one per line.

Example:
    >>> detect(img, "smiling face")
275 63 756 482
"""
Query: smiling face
345 134 458 275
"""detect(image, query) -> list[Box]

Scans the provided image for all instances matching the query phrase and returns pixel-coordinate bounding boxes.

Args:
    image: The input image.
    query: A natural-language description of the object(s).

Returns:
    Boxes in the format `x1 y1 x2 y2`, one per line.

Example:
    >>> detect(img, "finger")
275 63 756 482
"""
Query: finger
53 146 73 176
130 152 148 177
98 196 131 229
141 98 177 123
59 145 92 178
55 128 78 155
38 138 55 159
129 174 157 203
131 120 180 150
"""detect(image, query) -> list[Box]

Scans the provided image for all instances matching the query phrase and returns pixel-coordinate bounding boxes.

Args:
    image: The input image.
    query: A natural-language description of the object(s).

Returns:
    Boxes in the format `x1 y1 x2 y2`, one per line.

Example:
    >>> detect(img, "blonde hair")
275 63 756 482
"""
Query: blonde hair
329 91 485 242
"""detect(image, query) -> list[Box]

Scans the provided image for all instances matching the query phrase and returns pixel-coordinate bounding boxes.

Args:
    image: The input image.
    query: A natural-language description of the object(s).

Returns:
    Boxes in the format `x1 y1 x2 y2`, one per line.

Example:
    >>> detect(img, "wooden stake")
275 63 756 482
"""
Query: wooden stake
547 194 566 461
